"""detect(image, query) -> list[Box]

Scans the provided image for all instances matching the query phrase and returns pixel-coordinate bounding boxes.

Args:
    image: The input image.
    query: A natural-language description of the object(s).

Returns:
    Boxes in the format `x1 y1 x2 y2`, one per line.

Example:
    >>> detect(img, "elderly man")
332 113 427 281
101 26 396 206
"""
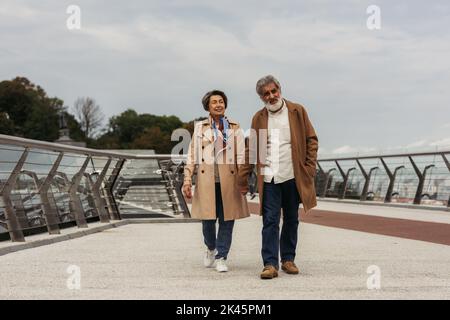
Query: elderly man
238 75 318 279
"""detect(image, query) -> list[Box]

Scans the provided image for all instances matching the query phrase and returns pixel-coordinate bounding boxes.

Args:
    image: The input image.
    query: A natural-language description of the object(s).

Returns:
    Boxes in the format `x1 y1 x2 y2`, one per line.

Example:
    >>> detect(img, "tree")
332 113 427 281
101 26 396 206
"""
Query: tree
64 111 87 142
73 97 103 139
0 77 66 141
22 98 61 141
101 109 185 150
90 132 121 149
131 127 171 153
0 112 15 135
107 109 142 146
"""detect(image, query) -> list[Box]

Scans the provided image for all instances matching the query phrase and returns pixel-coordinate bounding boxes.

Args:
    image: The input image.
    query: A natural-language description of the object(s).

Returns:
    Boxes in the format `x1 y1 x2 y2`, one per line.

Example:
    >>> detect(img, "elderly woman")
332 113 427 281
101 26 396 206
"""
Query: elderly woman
182 90 249 273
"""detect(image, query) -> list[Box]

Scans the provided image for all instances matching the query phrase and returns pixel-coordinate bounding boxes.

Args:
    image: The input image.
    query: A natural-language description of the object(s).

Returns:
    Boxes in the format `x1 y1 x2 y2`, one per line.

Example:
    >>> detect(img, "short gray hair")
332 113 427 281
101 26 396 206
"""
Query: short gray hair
256 75 281 97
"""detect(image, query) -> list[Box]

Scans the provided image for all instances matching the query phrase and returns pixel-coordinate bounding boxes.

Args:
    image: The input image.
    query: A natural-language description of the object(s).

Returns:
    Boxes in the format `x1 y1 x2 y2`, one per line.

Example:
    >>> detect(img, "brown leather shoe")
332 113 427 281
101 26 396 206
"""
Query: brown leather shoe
281 261 299 274
260 265 278 279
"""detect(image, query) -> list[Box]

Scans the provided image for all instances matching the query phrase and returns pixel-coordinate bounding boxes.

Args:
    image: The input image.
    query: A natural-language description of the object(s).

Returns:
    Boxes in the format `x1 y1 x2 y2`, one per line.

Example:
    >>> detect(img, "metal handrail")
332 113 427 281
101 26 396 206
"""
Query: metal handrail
0 134 189 243
0 134 186 160
315 150 450 207
2 132 449 243
319 150 450 162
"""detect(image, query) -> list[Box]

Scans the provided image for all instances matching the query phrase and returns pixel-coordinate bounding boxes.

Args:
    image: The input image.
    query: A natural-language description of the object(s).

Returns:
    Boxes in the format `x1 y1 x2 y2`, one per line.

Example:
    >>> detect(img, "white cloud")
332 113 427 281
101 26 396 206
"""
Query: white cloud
430 138 450 149
330 145 378 156
0 0 449 154
406 140 428 148
0 2 41 19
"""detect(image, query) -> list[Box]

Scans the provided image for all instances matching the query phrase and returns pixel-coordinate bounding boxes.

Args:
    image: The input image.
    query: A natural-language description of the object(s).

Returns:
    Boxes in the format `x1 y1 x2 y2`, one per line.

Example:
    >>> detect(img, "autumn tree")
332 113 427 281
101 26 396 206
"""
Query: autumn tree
73 97 104 138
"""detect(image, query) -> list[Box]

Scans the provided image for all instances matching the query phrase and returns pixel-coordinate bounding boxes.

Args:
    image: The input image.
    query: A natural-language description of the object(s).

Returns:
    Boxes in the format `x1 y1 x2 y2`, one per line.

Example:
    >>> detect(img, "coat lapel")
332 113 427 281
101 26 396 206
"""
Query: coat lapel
285 100 298 148
201 119 214 143
255 108 268 167
258 107 268 131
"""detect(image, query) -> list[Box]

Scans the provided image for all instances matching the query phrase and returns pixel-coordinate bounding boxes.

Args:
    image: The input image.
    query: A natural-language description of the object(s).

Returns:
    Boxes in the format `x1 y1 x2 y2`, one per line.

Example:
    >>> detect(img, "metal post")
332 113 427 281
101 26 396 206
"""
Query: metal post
357 160 379 201
357 160 368 201
82 174 98 218
161 160 190 217
442 154 450 207
335 161 346 198
316 162 326 198
67 156 91 228
8 181 30 231
0 148 29 242
173 162 190 218
103 159 125 220
38 152 64 235
21 170 42 228
409 156 435 205
159 160 179 215
89 158 112 223
335 161 356 199
321 168 336 198
381 158 404 203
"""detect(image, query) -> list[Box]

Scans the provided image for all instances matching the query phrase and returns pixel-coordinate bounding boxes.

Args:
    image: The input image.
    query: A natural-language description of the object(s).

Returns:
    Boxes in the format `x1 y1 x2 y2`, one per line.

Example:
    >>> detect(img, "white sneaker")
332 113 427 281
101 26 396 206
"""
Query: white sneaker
215 258 228 272
203 249 216 268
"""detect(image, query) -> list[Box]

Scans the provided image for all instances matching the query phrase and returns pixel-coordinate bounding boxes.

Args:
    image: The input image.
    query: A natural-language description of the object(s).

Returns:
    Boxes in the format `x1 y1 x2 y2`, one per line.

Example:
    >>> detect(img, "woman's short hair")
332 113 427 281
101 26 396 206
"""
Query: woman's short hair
255 75 281 97
202 90 228 111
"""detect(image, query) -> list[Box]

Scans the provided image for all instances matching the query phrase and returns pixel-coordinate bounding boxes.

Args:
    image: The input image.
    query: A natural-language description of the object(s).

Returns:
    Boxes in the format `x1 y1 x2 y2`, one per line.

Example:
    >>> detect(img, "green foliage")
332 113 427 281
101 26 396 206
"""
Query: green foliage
131 127 172 153
0 76 202 153
65 112 86 142
0 77 84 142
101 109 185 153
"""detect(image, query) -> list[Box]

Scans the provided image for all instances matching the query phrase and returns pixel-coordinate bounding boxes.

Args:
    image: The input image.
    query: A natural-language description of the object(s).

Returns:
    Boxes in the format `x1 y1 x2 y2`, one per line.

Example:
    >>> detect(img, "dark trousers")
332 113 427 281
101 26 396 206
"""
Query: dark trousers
202 183 235 260
261 178 300 268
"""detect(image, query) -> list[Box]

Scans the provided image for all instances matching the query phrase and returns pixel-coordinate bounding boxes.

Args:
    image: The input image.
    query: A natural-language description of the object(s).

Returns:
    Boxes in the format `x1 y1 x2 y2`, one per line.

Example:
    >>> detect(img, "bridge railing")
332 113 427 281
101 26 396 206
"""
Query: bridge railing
0 134 188 242
315 151 450 208
2 132 449 242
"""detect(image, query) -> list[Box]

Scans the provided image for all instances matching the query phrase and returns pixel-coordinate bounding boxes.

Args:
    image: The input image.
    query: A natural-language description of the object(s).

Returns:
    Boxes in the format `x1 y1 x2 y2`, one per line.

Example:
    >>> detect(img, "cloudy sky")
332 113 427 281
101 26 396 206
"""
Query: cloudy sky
1 0 449 156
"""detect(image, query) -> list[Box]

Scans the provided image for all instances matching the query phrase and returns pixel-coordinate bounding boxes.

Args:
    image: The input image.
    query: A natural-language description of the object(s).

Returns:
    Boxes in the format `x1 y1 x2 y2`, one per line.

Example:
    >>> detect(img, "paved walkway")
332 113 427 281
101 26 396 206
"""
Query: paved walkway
1 201 450 299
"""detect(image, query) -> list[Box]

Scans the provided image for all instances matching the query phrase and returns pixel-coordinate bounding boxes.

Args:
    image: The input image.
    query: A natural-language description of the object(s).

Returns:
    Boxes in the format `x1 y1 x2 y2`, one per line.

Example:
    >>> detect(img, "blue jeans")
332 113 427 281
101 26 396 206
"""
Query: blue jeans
202 183 235 260
261 178 300 268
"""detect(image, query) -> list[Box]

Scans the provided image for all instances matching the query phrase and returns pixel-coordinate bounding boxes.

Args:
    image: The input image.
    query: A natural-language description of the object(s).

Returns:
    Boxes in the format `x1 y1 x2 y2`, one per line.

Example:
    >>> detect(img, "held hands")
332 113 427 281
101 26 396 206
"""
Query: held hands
182 183 192 199
183 183 248 198
239 184 249 195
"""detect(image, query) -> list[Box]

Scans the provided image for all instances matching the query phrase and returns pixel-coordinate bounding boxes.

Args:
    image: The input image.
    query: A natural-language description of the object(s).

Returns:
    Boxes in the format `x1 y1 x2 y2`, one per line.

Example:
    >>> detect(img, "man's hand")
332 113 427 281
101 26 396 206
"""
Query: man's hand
182 183 192 199
239 185 249 195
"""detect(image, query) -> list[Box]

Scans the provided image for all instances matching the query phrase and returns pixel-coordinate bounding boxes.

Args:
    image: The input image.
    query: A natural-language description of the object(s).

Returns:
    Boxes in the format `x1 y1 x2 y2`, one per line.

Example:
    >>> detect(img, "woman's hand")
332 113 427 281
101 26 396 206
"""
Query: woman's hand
239 184 249 195
182 183 192 199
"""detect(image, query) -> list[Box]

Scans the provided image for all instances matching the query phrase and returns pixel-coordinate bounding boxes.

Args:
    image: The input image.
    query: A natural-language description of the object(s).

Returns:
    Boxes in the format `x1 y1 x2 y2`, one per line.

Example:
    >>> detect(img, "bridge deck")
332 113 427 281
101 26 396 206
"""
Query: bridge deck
1 201 450 299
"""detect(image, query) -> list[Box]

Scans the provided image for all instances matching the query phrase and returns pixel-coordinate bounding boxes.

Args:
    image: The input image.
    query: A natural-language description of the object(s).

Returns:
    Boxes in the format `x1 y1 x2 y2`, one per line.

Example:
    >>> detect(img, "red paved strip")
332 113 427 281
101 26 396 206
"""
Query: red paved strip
247 202 450 246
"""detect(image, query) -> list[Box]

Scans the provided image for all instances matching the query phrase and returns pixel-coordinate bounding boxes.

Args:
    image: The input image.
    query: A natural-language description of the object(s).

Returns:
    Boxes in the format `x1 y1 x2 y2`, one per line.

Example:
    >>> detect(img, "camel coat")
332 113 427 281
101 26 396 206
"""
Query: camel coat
183 117 250 221
238 100 319 214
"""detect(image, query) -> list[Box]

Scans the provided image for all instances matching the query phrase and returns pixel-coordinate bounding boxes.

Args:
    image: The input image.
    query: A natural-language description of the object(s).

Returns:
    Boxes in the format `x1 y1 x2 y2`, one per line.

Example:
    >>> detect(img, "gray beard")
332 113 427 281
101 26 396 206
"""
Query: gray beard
265 97 284 113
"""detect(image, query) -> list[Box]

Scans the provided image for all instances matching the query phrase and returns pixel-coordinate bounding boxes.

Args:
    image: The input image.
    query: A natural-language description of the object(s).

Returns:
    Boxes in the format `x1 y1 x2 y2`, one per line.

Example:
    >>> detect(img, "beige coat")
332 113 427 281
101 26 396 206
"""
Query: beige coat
183 117 250 221
238 100 319 214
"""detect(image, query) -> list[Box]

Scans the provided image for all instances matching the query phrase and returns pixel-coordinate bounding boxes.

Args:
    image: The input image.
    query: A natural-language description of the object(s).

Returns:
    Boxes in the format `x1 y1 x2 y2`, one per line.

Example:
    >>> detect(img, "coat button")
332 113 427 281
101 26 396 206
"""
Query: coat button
202 146 205 149
202 158 205 162
231 171 234 174
201 170 205 173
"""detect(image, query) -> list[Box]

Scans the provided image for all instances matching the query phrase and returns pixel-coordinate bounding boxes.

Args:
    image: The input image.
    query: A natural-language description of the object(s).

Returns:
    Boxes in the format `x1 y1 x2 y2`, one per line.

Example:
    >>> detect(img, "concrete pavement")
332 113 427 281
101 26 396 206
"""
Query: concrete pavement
1 210 450 299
